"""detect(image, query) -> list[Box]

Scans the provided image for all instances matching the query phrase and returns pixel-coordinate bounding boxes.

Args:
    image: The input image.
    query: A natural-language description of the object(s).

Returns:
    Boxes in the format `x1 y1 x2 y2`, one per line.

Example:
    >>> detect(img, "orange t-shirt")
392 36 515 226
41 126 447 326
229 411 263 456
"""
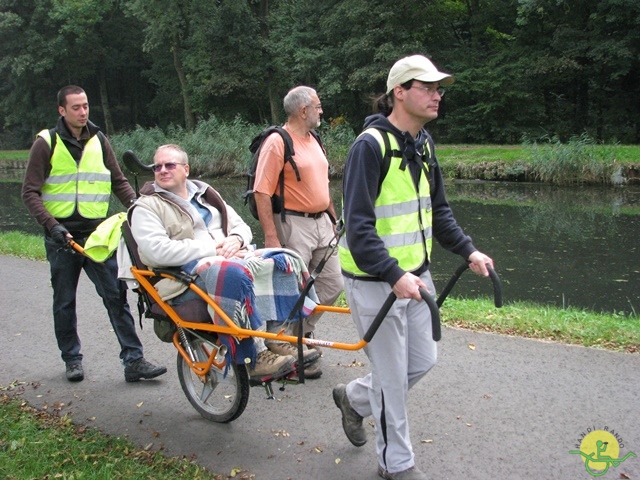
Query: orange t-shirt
253 124 330 213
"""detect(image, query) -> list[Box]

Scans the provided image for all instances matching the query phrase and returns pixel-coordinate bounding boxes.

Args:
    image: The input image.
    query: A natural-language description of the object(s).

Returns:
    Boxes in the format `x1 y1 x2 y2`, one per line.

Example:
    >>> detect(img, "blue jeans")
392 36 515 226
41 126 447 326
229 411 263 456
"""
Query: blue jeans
45 236 144 367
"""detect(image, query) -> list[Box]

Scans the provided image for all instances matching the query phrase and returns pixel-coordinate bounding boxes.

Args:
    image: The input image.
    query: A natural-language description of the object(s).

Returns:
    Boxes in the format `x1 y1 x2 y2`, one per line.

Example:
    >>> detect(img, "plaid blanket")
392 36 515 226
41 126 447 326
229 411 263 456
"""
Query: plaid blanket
245 248 319 324
194 248 318 366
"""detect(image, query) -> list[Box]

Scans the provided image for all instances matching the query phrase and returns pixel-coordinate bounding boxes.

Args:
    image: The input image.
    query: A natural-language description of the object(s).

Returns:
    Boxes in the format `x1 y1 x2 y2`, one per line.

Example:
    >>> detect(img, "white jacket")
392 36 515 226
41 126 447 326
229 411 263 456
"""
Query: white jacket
125 180 252 299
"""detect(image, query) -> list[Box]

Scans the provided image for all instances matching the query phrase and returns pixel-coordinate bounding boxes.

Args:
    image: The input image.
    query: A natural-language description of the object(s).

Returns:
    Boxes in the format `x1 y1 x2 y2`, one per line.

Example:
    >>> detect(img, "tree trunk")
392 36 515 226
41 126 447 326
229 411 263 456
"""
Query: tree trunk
98 68 114 136
268 80 280 125
172 45 196 130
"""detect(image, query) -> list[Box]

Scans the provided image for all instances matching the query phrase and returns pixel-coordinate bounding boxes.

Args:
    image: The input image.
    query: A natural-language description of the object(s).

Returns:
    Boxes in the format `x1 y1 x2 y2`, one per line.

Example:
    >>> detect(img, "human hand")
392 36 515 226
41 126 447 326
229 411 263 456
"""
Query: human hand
467 251 494 277
50 224 72 245
392 272 428 301
215 235 243 259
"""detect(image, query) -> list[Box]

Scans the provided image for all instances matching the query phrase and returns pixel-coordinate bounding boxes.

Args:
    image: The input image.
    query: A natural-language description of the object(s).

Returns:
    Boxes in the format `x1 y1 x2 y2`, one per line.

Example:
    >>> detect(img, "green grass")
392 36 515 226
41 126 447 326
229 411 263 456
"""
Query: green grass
0 231 45 260
441 297 640 354
438 145 528 163
0 150 28 161
0 393 220 480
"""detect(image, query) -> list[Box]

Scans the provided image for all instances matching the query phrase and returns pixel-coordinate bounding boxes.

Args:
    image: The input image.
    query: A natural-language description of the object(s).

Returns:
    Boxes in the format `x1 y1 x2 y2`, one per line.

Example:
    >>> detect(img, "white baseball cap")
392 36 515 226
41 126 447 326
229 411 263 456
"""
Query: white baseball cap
386 55 454 94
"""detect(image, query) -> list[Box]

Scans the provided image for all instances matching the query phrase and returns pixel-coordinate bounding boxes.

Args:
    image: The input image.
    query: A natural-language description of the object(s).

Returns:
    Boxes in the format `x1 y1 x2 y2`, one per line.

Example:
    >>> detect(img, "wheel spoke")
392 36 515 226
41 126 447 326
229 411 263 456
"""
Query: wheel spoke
177 335 250 423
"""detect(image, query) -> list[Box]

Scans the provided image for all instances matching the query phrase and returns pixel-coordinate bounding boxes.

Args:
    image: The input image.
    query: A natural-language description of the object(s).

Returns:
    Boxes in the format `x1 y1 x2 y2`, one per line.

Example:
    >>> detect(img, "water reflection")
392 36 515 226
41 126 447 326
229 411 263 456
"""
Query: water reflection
2 170 638 316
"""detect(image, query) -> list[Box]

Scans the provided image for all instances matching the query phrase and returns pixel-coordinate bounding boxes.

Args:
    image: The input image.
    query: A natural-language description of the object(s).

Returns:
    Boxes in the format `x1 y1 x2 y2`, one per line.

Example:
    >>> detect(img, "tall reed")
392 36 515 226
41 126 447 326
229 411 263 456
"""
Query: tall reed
525 133 619 185
110 116 356 178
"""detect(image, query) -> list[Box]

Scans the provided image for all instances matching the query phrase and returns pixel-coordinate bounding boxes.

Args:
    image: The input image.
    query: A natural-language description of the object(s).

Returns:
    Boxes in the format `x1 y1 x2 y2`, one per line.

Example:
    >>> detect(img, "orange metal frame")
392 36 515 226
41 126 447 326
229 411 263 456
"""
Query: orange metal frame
69 240 365 380
131 267 361 351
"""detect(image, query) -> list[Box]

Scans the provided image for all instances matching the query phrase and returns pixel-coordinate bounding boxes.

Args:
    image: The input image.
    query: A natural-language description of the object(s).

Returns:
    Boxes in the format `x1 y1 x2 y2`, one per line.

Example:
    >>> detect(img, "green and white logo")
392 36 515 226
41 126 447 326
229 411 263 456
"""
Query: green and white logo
570 428 636 477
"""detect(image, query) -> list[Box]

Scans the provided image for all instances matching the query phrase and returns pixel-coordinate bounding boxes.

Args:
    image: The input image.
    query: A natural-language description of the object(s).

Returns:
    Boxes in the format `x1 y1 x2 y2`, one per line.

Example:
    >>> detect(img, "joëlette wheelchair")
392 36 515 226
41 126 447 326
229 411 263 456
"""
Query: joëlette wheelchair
68 150 503 424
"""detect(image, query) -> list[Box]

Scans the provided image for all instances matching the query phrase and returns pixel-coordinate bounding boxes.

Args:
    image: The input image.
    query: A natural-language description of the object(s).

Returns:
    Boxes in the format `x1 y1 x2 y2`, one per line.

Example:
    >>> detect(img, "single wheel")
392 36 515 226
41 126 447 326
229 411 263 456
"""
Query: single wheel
177 334 250 423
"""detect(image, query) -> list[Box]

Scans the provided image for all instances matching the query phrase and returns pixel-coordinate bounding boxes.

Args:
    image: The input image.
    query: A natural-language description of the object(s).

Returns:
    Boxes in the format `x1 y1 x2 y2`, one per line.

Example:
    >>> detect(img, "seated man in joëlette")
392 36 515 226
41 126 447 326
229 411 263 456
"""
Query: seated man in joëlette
129 144 320 378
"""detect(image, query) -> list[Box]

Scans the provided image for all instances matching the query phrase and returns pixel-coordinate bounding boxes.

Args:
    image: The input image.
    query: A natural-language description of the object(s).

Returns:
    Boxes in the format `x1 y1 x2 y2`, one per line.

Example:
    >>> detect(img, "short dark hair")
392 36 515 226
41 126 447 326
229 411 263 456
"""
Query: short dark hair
57 85 85 108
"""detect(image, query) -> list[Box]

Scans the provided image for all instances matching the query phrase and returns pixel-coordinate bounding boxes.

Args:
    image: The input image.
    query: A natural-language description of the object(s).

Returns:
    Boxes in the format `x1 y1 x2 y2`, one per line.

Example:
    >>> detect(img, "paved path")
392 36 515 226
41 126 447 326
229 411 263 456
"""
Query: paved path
1 255 639 480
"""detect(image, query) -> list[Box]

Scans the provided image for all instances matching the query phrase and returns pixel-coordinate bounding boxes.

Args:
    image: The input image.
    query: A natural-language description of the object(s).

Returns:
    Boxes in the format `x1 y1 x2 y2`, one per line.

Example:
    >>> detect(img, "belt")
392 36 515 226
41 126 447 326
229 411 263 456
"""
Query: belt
283 209 325 219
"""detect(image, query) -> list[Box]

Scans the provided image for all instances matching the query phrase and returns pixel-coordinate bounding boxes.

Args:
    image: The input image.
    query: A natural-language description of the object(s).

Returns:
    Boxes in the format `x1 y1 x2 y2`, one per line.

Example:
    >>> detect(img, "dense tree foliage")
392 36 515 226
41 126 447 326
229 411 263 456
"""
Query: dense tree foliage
1 0 638 148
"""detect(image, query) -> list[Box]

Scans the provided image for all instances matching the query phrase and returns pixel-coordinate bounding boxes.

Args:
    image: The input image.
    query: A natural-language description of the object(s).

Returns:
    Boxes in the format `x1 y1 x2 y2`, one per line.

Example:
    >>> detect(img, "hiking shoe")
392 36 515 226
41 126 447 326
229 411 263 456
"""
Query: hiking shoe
378 466 428 480
333 383 366 446
65 363 84 382
248 350 296 379
291 360 322 381
266 341 321 366
124 358 167 382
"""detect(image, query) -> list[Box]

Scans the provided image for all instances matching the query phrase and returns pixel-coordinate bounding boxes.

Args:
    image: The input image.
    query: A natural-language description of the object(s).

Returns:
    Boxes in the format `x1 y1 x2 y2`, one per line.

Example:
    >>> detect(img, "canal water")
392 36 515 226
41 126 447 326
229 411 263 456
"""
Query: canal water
2 170 639 316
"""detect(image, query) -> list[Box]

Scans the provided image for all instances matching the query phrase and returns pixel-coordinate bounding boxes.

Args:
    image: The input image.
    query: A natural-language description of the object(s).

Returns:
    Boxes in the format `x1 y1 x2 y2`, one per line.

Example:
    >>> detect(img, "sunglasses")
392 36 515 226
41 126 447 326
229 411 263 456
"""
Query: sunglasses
151 162 187 173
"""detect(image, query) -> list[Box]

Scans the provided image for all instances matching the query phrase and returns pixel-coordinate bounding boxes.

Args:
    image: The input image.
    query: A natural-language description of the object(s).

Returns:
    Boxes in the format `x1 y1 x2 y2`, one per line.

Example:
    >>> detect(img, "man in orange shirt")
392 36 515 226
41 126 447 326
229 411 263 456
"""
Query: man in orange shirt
253 86 343 379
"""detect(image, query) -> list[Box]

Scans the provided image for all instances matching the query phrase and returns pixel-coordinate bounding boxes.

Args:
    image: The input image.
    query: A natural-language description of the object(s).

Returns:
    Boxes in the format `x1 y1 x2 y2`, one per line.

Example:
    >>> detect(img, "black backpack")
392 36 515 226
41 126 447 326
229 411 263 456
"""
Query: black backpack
242 125 323 222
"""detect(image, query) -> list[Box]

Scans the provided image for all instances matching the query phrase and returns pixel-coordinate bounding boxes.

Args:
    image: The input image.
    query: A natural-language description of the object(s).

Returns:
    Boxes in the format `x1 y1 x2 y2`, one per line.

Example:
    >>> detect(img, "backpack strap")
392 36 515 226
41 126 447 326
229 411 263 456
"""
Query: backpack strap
271 126 297 222
309 129 326 155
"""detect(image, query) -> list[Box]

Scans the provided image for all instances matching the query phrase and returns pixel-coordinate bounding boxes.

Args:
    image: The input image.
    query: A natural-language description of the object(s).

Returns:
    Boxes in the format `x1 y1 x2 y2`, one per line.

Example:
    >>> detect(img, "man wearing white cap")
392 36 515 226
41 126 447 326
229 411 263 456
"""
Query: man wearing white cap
334 55 494 479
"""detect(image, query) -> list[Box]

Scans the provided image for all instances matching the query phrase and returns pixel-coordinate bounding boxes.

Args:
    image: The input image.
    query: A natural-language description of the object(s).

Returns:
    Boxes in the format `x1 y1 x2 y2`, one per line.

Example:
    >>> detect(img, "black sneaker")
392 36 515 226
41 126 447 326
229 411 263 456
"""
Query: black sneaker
124 358 167 382
65 363 84 382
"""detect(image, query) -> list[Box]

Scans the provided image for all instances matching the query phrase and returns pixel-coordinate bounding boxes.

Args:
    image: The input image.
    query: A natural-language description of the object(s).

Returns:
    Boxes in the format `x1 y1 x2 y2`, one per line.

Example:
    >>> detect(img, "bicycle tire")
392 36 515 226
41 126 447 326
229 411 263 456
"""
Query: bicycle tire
177 335 250 423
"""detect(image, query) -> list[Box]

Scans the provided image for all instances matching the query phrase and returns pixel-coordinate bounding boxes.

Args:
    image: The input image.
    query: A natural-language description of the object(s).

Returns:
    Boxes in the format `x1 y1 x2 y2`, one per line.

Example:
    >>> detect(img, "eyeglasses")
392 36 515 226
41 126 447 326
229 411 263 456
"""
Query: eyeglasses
151 162 187 173
410 85 446 97
306 104 322 111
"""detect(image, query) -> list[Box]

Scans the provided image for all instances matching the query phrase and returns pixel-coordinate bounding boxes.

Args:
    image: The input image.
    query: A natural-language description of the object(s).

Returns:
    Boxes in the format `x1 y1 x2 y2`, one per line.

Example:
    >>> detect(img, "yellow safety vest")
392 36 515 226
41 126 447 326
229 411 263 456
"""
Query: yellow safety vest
339 128 433 277
38 129 111 219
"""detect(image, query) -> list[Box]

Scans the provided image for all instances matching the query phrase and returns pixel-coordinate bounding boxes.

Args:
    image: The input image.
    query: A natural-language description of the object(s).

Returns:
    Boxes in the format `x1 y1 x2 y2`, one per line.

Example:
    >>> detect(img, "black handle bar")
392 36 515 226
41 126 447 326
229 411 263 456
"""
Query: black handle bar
362 264 502 344
436 263 503 308
363 287 442 343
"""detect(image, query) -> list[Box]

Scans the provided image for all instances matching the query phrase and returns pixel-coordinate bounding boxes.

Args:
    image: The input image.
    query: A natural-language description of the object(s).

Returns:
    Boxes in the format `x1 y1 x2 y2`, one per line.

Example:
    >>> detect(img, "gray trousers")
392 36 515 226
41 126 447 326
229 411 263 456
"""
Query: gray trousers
344 271 437 474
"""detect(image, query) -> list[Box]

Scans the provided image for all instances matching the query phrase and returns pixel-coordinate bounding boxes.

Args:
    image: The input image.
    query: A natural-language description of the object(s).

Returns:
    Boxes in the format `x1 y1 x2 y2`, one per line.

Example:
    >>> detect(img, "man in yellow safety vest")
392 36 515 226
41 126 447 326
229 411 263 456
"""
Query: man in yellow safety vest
335 56 495 480
22 85 166 383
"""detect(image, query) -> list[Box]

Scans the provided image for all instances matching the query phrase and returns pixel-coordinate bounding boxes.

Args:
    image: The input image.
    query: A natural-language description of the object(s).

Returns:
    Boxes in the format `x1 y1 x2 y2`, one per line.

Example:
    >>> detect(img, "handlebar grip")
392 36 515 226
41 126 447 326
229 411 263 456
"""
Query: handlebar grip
436 262 503 309
362 288 443 344
420 288 441 342
487 265 503 308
